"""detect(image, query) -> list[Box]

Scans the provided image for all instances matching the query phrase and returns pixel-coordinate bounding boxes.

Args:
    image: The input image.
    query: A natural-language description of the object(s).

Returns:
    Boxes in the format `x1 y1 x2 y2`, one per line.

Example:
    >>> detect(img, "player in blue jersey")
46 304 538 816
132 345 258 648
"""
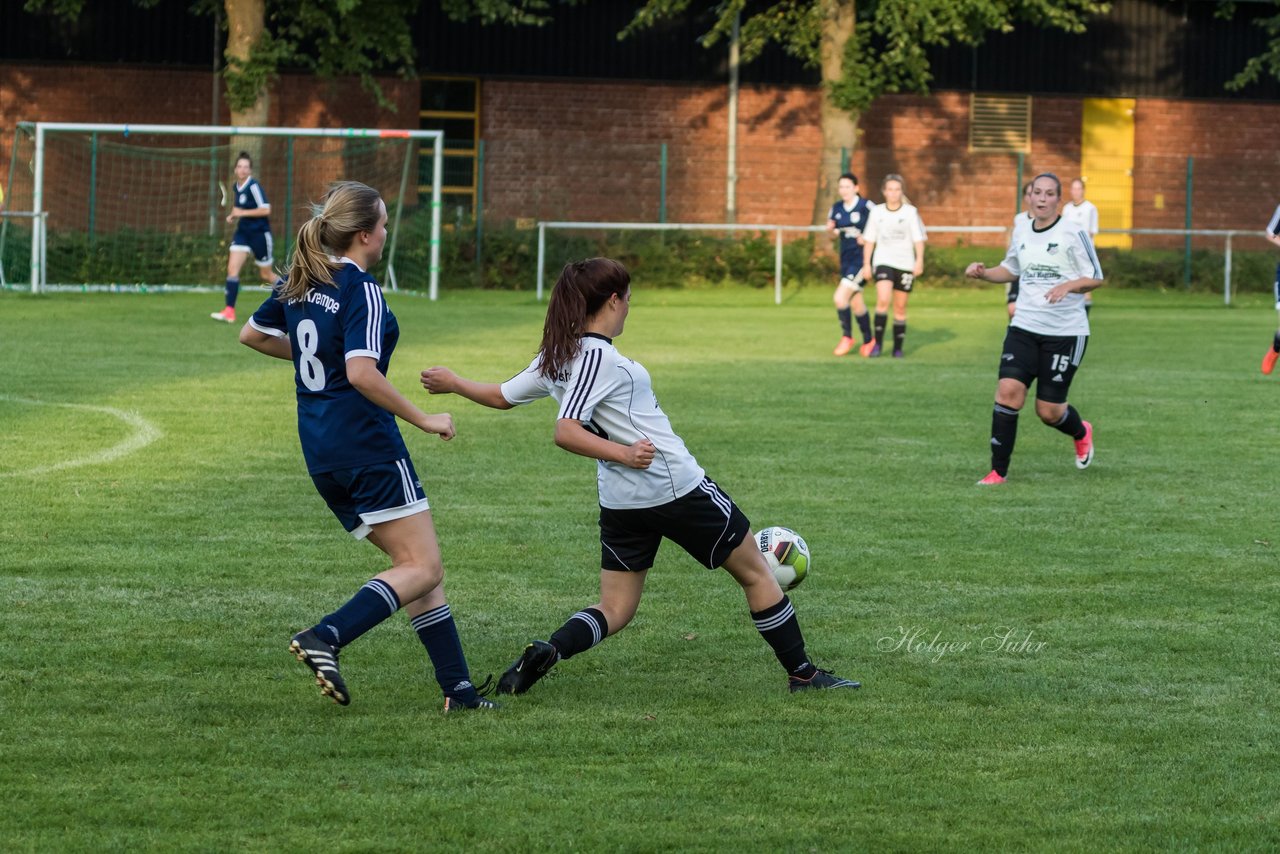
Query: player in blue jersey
238 181 496 713
1261 203 1280 375
827 173 876 357
211 152 276 324
421 258 859 696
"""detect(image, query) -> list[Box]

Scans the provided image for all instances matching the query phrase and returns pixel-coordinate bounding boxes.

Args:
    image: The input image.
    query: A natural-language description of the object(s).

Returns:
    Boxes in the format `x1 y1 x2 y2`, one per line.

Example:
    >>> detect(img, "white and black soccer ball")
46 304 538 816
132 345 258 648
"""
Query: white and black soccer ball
756 526 810 591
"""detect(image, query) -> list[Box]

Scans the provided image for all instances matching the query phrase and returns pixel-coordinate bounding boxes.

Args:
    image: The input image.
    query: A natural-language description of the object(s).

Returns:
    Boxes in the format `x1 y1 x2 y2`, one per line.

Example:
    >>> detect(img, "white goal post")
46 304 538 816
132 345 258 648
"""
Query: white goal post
21 122 445 298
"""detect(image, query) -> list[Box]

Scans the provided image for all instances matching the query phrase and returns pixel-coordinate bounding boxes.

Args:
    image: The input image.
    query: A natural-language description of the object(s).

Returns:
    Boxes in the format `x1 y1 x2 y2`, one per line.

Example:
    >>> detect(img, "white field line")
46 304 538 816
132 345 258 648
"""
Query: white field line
0 395 163 477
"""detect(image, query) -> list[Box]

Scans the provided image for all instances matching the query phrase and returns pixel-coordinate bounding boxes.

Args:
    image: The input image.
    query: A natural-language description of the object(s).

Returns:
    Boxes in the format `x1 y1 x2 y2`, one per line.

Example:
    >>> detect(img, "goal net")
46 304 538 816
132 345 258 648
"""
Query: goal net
1 122 443 296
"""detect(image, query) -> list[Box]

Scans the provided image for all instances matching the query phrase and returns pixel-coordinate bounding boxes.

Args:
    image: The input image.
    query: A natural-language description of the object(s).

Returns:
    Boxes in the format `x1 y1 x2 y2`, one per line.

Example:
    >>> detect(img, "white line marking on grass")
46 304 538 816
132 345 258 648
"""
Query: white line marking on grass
0 395 163 478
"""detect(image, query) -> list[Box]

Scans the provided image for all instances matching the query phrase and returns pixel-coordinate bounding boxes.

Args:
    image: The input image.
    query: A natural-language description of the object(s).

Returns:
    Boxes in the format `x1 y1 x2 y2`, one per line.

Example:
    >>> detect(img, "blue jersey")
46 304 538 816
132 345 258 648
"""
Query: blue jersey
248 261 408 475
828 196 874 270
234 177 271 235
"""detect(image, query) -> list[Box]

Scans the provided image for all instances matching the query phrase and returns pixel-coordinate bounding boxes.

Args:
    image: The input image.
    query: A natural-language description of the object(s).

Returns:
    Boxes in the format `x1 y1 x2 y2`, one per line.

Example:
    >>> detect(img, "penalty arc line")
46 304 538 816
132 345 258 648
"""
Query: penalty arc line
0 395 163 478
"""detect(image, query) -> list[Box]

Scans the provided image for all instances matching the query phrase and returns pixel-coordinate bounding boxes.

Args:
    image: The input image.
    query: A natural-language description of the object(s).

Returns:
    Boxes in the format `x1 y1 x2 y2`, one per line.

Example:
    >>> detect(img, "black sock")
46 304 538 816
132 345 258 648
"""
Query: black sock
1052 405 1087 440
837 307 852 338
548 608 608 660
855 311 872 343
1272 332 1280 353
991 403 1020 477
873 312 887 348
751 595 812 676
892 320 906 352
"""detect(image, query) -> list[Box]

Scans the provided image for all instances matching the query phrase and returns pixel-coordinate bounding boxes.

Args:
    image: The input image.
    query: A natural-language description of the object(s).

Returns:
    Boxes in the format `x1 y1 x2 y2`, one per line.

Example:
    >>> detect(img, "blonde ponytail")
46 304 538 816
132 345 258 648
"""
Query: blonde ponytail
279 181 383 303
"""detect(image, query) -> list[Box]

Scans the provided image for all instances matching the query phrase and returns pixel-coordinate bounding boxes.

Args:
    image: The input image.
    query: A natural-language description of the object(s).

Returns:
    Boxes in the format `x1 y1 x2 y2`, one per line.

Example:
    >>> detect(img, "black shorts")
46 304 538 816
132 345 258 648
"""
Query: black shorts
998 326 1088 404
598 477 751 572
1006 278 1020 303
874 265 915 293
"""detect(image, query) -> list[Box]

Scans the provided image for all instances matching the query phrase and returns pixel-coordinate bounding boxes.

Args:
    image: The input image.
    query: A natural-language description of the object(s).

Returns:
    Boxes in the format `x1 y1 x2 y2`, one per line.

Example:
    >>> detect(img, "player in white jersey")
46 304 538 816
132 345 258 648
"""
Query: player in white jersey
1061 178 1099 315
1260 204 1280 375
1004 182 1034 319
421 258 859 695
965 173 1103 485
860 174 926 357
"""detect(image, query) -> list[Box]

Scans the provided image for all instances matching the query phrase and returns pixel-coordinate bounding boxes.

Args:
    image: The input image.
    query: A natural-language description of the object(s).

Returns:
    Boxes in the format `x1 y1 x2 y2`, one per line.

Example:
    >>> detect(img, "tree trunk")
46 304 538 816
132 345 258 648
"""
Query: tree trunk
812 0 859 224
224 0 268 136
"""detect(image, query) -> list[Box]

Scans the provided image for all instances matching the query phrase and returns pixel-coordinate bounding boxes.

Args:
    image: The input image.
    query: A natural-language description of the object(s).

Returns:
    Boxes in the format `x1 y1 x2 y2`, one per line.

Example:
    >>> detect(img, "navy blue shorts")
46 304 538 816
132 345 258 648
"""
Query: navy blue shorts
230 228 274 266
840 251 864 280
311 458 428 539
598 477 751 572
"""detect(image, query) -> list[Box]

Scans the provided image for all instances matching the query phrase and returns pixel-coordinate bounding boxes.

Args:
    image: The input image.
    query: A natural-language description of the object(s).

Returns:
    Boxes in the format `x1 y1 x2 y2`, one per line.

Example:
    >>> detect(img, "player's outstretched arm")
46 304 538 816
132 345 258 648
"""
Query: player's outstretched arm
420 366 513 410
349 357 455 440
966 262 1017 283
553 418 654 469
239 323 292 361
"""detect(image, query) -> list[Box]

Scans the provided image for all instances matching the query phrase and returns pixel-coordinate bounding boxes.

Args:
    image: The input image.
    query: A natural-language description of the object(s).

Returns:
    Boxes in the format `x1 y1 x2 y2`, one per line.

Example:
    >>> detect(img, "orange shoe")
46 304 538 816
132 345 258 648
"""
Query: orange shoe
833 336 855 356
209 306 236 323
1262 348 1278 375
1074 421 1094 469
859 339 877 357
976 470 1006 485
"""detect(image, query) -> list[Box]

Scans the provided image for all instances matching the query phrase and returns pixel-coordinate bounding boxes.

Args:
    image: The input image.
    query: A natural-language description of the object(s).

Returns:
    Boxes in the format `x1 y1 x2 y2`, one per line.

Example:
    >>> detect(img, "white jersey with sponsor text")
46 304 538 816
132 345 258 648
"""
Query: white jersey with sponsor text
863 203 927 271
500 333 705 510
1002 216 1103 337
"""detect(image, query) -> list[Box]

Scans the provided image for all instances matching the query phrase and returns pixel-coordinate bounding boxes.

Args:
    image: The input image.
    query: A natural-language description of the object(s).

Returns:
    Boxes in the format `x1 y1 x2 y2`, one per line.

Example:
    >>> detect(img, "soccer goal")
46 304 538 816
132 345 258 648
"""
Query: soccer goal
1 122 444 298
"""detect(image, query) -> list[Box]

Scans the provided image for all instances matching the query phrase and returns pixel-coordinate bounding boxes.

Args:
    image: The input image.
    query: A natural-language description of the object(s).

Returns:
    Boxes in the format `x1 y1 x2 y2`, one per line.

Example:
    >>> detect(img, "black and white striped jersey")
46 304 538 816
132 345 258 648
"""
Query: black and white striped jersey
1001 216 1103 337
500 333 705 510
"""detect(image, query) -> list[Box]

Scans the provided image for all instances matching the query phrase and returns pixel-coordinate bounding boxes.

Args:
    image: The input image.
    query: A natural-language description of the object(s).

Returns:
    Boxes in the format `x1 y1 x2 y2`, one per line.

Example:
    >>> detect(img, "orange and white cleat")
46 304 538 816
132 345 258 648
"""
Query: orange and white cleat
1262 348 1278 375
209 306 236 323
976 470 1007 485
1074 421 1094 469
833 336 855 356
859 339 876 357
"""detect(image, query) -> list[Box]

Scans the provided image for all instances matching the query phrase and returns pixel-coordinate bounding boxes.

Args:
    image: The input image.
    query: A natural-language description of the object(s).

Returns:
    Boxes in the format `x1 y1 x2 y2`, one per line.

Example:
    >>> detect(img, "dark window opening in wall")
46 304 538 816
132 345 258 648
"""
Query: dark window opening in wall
420 76 479 222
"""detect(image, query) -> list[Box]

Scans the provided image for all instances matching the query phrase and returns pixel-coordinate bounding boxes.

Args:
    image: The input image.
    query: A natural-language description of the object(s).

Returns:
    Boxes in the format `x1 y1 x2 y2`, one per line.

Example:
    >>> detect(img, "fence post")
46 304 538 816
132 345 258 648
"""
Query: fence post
1184 156 1194 288
1224 232 1233 305
840 146 849 175
285 136 295 268
1015 152 1024 214
659 142 668 224
536 222 546 301
88 131 98 245
476 139 485 275
775 228 783 305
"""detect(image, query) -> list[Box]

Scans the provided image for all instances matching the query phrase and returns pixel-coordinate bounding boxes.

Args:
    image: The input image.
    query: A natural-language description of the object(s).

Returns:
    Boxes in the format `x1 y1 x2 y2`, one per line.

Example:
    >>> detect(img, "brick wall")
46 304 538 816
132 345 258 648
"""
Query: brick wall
5 64 1280 244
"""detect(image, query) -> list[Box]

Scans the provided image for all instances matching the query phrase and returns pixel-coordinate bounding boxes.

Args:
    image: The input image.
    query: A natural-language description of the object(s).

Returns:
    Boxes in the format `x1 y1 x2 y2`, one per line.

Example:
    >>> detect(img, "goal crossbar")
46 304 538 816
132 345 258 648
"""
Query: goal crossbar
21 122 445 298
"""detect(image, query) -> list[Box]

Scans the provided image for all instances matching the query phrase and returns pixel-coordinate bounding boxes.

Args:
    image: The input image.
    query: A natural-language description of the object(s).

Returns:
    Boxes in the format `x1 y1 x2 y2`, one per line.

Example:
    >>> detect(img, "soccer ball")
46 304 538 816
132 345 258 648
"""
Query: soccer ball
756 526 810 591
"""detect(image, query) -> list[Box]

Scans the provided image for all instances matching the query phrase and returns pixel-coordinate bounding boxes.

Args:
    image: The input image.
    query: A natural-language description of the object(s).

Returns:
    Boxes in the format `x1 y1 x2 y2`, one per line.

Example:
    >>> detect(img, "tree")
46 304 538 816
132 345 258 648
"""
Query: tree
443 0 1108 222
25 0 419 131
1221 1 1280 94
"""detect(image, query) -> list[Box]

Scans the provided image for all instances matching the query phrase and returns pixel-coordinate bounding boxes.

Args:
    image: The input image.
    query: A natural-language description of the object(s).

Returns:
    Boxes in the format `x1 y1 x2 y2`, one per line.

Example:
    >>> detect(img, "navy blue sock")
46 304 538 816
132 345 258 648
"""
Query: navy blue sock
1272 331 1280 353
548 608 608 660
224 276 240 309
410 603 476 699
855 311 872 343
751 595 812 676
836 307 852 338
313 578 400 648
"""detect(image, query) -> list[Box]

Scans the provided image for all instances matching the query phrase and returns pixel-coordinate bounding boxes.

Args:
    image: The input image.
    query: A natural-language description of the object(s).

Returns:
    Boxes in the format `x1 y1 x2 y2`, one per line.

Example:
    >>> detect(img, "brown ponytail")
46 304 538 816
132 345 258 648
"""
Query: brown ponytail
279 181 383 303
538 258 630 379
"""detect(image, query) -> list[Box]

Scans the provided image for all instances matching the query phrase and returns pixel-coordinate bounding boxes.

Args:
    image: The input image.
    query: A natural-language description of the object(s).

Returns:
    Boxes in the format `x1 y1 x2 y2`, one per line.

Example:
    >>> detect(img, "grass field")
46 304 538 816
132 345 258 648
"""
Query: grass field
2 284 1278 851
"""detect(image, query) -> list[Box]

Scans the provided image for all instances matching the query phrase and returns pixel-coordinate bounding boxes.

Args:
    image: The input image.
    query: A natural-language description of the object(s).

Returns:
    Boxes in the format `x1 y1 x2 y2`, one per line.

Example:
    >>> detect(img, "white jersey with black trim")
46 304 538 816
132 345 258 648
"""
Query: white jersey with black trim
500 333 705 510
1061 200 1098 235
1002 215 1103 337
862 203 926 271
1267 204 1280 236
